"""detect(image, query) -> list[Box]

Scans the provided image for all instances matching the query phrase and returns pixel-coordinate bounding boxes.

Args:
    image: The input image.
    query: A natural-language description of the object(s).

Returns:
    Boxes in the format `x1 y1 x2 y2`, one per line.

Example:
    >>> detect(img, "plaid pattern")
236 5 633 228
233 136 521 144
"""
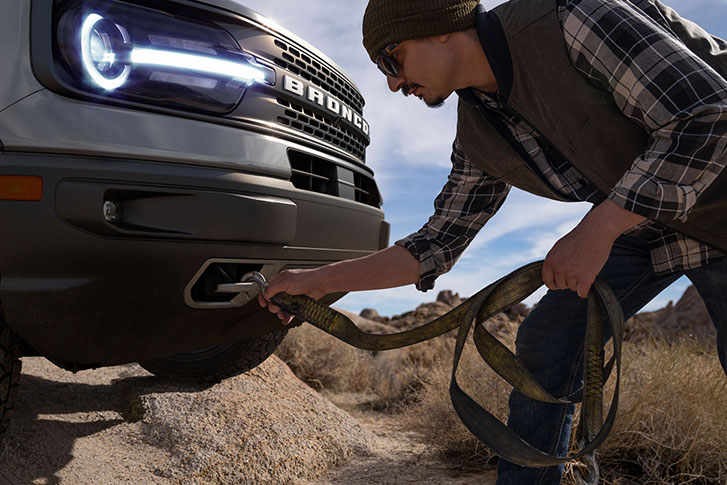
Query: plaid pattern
476 94 605 204
396 0 727 292
397 141 510 291
560 0 727 223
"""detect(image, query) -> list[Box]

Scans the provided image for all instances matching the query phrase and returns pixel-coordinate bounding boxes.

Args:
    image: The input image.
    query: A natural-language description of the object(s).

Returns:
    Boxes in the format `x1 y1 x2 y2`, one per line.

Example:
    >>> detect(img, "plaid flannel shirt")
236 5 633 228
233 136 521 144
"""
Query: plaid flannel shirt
396 0 727 292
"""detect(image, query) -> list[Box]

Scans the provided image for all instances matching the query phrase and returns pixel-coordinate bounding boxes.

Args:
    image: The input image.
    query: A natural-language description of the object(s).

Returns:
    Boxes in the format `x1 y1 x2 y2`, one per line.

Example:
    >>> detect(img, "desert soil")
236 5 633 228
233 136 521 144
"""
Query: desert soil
0 357 496 484
317 392 496 485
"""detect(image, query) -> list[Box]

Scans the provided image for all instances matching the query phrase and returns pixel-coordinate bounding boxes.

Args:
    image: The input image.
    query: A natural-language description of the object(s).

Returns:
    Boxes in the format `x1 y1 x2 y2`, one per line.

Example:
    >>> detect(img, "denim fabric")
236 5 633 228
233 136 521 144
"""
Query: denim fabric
496 234 727 484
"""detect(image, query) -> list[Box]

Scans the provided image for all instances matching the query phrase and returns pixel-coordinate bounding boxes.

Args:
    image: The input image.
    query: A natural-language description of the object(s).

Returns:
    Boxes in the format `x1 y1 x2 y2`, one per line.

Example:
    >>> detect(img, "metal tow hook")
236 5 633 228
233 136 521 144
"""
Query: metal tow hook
242 271 270 301
214 271 270 300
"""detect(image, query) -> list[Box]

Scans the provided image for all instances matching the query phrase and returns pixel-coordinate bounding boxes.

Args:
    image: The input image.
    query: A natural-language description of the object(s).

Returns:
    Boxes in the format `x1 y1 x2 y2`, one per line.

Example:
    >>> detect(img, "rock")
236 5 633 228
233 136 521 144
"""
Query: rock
358 308 391 324
1 356 374 484
122 355 375 484
483 313 520 341
625 285 715 343
436 290 462 308
360 308 380 320
504 303 530 321
336 308 398 334
389 301 454 329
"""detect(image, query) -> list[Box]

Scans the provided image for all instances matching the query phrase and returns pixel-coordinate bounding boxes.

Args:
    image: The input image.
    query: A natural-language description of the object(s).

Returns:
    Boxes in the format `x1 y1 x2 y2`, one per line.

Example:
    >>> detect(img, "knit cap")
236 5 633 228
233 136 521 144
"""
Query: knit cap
362 0 480 62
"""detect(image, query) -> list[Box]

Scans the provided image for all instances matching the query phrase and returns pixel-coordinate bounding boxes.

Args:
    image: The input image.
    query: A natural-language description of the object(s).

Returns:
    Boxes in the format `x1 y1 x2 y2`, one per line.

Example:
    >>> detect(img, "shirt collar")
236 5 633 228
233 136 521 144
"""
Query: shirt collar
456 3 514 105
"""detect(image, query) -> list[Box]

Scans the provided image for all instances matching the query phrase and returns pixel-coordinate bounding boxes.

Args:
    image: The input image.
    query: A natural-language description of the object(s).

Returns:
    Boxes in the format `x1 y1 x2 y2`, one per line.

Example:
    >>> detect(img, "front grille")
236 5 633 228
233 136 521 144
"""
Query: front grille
288 150 380 207
273 39 364 113
277 98 367 162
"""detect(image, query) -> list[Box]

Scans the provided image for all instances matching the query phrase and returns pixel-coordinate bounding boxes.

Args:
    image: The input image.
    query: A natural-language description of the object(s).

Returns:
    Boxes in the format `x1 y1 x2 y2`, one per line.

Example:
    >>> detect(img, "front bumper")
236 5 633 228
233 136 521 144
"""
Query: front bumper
0 151 388 366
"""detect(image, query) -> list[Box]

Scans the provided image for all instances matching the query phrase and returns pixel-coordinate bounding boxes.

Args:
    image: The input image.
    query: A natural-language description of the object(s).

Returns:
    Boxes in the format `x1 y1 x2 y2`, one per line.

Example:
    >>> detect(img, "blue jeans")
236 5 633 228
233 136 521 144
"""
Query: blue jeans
496 234 727 484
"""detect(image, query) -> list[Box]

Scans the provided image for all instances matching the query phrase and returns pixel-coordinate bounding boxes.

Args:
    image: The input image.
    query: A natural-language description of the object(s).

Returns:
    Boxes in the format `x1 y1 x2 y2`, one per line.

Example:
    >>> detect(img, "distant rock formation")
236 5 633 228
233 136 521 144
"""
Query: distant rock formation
625 285 715 343
358 287 715 345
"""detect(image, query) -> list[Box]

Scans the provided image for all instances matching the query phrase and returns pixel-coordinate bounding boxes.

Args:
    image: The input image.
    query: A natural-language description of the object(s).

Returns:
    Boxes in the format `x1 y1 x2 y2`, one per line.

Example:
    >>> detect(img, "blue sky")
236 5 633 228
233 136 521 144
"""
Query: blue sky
241 0 727 317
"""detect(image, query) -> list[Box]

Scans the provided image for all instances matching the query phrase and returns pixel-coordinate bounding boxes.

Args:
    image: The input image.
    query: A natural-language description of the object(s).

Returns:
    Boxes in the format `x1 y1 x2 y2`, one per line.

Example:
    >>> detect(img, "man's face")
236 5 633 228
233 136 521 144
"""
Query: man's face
379 37 455 108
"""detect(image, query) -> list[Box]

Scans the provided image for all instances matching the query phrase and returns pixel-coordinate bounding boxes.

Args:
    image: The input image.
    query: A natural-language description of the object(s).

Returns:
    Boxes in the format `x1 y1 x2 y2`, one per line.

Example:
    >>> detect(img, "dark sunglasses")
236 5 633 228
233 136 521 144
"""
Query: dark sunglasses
375 43 400 77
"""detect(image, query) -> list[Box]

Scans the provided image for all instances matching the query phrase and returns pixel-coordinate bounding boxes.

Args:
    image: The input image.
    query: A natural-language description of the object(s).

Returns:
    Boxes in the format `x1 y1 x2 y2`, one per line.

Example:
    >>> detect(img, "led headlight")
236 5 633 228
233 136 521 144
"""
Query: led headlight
55 1 274 114
80 14 131 90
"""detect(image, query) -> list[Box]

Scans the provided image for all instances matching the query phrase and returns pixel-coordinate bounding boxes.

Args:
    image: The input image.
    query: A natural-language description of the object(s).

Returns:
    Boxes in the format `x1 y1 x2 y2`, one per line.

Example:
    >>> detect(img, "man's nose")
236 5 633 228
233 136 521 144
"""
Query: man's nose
387 74 405 93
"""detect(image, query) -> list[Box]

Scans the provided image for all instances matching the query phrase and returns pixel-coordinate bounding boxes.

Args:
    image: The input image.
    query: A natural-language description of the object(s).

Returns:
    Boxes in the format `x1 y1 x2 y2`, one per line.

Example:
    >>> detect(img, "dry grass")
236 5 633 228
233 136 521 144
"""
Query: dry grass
275 319 454 409
593 341 727 484
400 341 515 467
276 313 727 483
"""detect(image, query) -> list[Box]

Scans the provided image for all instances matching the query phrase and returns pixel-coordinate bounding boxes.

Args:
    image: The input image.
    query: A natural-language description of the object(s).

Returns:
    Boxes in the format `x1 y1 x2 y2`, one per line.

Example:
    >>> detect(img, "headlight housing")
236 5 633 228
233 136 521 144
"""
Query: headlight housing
51 0 274 114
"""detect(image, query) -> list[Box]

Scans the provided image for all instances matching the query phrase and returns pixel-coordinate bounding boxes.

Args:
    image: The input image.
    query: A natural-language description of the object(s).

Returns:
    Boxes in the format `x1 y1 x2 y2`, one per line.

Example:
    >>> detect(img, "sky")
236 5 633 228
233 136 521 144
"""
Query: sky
240 0 727 317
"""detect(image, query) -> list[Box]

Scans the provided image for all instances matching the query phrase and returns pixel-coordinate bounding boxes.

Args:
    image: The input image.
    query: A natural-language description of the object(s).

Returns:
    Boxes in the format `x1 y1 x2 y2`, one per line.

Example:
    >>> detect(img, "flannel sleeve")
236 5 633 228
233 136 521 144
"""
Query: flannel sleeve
559 0 727 222
395 140 510 292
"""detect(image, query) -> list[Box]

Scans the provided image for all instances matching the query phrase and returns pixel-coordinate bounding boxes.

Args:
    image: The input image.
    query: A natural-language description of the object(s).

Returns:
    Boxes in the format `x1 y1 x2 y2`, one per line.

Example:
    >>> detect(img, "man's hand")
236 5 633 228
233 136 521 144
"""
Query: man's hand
542 221 615 298
257 245 421 325
542 199 646 298
258 268 329 325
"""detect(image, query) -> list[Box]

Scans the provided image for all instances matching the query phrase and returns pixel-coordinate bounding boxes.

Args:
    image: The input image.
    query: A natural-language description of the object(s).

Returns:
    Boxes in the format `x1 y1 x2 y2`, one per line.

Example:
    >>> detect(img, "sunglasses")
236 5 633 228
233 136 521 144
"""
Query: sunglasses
375 43 400 78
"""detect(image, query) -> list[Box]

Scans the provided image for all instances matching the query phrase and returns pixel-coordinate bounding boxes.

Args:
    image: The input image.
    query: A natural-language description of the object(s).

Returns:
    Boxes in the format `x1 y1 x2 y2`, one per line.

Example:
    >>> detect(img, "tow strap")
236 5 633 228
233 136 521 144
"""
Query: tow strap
244 261 623 484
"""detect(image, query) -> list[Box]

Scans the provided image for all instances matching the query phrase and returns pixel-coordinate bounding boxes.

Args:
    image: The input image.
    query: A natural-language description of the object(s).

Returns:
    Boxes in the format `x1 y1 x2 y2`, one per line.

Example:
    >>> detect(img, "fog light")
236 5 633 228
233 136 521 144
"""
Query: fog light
103 200 122 223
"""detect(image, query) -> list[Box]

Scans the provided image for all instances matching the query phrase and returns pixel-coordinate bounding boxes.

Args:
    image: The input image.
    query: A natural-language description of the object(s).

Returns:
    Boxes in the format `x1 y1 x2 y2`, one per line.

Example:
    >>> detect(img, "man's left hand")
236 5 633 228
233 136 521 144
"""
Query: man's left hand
542 199 646 298
542 221 615 298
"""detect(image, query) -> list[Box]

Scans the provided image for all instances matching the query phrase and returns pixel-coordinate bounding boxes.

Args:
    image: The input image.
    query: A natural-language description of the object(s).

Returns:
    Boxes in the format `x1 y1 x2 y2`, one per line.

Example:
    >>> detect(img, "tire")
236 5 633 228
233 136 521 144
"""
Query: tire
0 313 22 440
138 329 287 383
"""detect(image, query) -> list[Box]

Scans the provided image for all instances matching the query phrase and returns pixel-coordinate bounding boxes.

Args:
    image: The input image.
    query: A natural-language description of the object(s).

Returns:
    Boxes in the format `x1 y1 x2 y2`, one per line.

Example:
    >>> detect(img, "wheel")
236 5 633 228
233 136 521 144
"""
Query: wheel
138 329 287 383
0 313 22 440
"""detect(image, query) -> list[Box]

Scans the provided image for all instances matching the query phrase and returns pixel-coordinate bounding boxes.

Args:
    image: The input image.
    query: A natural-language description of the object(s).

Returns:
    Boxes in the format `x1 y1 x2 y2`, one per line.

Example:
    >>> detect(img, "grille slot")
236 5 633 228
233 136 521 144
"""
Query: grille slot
273 39 364 113
288 150 380 207
277 98 367 161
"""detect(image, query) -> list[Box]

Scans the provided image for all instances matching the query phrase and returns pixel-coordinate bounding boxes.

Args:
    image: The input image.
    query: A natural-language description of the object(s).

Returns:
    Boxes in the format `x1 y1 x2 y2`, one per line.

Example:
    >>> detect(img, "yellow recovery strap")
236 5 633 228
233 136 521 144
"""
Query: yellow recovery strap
244 261 624 484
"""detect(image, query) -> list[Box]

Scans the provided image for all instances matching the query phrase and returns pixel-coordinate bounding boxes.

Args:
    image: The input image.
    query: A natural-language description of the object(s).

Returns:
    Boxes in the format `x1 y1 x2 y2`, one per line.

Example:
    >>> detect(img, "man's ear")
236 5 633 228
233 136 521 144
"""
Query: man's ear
437 33 451 43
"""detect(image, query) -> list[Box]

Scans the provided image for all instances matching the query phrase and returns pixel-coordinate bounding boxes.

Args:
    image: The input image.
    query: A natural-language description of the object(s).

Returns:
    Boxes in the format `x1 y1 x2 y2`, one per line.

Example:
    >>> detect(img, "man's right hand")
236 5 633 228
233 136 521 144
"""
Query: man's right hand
257 245 421 325
257 268 329 325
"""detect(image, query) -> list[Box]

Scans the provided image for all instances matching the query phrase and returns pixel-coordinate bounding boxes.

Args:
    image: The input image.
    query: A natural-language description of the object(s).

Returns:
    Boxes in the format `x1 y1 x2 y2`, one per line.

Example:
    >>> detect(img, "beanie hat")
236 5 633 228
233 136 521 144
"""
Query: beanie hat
362 0 480 62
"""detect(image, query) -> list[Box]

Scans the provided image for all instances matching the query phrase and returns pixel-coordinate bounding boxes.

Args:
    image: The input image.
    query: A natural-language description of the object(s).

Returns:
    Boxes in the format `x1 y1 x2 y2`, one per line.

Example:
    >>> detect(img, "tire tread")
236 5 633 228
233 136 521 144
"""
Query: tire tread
0 316 22 437
139 329 287 383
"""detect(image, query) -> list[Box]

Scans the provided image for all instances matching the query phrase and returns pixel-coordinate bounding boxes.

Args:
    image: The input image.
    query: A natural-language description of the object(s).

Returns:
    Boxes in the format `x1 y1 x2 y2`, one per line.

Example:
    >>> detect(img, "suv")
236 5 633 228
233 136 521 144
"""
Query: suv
0 0 388 436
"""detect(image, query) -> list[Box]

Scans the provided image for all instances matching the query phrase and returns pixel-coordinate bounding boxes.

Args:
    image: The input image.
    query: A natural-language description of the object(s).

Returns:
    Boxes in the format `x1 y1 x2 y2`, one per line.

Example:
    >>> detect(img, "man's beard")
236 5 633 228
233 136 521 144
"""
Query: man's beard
401 83 445 108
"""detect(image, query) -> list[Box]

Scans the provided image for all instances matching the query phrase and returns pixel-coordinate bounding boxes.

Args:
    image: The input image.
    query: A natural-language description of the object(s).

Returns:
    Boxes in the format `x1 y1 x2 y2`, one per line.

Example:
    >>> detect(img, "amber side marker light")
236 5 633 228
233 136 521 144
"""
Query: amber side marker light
0 175 43 201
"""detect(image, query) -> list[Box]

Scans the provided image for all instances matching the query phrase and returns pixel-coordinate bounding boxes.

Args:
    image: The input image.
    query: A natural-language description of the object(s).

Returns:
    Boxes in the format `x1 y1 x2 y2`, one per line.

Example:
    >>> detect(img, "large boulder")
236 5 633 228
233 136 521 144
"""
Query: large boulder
0 355 374 484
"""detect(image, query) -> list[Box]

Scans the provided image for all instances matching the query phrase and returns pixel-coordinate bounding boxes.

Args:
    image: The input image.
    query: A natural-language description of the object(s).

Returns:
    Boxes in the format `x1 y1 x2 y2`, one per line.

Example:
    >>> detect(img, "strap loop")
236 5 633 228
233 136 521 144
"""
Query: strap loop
259 260 623 469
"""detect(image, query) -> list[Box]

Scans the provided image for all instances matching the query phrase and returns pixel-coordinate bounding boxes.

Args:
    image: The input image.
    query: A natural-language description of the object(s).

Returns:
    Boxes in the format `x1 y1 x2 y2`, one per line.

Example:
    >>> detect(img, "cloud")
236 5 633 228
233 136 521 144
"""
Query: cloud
241 0 461 176
465 191 590 251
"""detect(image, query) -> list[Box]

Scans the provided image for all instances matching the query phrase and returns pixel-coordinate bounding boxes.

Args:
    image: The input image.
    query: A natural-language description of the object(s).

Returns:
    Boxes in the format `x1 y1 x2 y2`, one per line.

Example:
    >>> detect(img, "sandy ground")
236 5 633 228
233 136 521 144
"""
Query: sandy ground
317 392 497 485
0 358 496 484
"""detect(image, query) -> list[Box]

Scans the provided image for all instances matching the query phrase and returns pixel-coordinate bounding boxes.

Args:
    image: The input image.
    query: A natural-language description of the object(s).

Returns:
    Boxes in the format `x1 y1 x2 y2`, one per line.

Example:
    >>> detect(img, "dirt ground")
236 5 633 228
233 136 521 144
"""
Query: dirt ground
0 358 496 485
317 392 497 485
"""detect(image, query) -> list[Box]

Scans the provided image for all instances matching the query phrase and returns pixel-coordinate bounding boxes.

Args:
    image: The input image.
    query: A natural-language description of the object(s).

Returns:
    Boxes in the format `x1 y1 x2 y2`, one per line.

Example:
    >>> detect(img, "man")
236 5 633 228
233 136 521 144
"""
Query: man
260 0 727 482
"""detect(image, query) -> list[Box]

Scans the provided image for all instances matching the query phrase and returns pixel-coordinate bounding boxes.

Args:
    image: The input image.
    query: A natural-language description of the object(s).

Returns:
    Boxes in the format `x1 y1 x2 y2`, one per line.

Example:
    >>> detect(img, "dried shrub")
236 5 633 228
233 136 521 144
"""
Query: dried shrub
275 317 454 409
591 340 727 484
277 304 727 483
398 324 517 468
402 338 727 483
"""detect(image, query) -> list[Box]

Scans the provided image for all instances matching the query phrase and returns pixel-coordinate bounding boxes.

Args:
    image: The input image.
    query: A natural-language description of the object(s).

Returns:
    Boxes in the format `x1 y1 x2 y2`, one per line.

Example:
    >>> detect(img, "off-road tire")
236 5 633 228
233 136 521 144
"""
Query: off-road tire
0 313 22 440
138 329 287 383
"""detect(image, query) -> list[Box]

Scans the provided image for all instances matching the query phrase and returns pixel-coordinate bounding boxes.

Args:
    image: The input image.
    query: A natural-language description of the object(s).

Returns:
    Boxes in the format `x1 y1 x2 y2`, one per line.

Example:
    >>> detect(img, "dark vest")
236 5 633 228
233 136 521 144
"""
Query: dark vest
457 0 727 249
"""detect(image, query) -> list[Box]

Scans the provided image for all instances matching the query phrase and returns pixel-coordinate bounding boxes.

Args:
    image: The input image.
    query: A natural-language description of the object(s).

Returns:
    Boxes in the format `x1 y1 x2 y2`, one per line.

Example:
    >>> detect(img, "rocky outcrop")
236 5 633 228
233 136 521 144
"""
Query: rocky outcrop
358 290 522 340
0 356 374 484
358 287 715 345
625 285 715 343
